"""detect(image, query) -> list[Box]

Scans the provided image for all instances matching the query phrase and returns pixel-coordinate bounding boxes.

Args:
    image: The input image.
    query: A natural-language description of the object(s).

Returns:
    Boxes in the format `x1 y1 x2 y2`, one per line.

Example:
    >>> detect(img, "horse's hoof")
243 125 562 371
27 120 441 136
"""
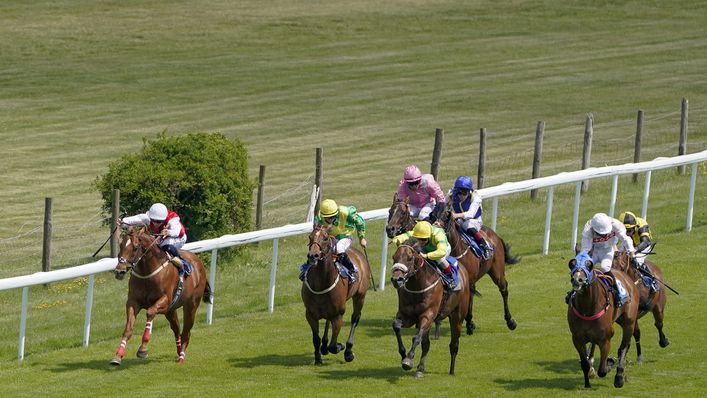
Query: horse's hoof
506 318 517 330
402 358 413 371
136 350 148 359
344 351 355 362
320 346 329 356
314 359 323 366
660 338 670 348
637 355 644 364
614 375 624 388
415 371 424 379
109 357 122 366
466 322 476 335
329 343 344 354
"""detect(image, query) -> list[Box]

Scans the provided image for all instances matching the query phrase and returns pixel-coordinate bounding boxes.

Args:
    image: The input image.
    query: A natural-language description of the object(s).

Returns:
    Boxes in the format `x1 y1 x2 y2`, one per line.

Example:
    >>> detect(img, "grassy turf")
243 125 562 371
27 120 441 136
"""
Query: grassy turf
0 0 706 396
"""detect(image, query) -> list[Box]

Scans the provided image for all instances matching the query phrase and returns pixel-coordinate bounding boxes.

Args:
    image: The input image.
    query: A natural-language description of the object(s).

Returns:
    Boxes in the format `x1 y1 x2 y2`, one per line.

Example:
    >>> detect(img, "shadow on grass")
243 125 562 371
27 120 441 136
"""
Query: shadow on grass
229 353 314 368
317 366 409 383
492 358 592 391
48 356 156 373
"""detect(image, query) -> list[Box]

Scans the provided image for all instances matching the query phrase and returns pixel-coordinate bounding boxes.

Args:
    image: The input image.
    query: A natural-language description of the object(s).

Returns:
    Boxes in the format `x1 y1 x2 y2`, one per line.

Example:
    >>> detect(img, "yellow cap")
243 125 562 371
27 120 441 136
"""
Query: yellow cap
412 221 432 239
319 199 339 218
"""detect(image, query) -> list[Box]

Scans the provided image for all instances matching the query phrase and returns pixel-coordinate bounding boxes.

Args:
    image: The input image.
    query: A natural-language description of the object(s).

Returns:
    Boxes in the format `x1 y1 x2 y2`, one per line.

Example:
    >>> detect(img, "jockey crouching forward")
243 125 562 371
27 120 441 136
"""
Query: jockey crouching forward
299 199 367 284
393 221 461 291
120 203 192 295
448 175 491 260
566 212 636 306
619 210 658 293
397 164 446 222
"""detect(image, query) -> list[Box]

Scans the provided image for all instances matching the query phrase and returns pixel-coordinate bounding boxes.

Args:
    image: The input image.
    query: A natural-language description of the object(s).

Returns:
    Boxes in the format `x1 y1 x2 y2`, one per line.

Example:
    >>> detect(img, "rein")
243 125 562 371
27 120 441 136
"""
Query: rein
441 217 471 259
396 245 441 294
304 229 341 295
117 232 167 279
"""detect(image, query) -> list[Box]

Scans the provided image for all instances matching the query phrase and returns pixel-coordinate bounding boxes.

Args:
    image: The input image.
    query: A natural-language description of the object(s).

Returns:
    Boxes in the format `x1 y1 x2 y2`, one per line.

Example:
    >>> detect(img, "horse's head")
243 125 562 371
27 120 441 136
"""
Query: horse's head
386 193 414 239
114 227 158 280
568 252 595 293
307 224 334 266
390 241 425 289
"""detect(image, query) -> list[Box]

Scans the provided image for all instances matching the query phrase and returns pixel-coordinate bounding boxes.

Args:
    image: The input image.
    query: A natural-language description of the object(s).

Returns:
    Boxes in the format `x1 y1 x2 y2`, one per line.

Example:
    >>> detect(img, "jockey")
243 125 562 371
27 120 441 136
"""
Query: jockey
619 210 658 293
567 212 636 306
396 165 446 222
448 175 491 260
120 203 192 293
299 199 367 283
392 221 460 291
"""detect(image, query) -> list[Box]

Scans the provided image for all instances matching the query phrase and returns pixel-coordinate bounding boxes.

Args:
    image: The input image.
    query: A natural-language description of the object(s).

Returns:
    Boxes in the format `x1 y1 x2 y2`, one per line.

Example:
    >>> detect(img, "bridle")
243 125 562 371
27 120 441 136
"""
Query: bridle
303 226 340 294
115 230 165 279
386 201 415 238
392 244 440 294
569 263 610 320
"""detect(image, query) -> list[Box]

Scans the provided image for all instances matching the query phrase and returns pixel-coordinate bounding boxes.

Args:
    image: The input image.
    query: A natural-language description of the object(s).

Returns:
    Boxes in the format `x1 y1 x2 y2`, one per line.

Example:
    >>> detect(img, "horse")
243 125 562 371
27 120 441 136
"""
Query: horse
390 242 470 378
385 193 417 239
110 226 210 366
301 223 369 365
612 249 669 362
567 255 639 388
435 209 520 335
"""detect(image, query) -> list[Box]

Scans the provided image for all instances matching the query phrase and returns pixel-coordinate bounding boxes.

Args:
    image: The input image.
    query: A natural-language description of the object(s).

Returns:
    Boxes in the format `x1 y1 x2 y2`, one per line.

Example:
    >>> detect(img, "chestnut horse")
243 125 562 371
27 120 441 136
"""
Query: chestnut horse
390 242 470 378
436 209 520 335
567 255 638 388
111 227 210 366
301 224 369 365
613 249 669 362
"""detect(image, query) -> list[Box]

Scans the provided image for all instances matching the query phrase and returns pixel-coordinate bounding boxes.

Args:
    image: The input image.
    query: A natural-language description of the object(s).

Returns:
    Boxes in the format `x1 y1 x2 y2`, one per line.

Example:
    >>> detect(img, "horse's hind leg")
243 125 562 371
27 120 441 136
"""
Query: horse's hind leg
305 311 323 365
614 323 634 388
179 304 198 363
633 321 643 364
488 266 516 330
653 298 669 348
165 310 182 359
466 285 476 335
344 296 365 362
448 313 463 376
414 332 431 379
320 320 330 355
327 314 345 354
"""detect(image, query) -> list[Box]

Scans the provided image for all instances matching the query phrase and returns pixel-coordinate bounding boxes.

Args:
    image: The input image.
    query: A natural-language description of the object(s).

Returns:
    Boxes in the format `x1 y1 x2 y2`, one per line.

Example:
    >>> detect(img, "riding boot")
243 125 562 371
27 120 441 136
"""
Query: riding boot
338 252 357 283
467 228 491 260
438 263 460 291
604 271 623 308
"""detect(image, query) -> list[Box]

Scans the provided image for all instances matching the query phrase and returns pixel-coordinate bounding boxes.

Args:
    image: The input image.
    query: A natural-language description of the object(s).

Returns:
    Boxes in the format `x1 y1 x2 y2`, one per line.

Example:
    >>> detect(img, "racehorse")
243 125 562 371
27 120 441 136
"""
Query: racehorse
385 193 417 239
111 226 210 365
390 242 470 378
436 209 520 335
301 223 369 365
613 250 669 362
567 255 639 388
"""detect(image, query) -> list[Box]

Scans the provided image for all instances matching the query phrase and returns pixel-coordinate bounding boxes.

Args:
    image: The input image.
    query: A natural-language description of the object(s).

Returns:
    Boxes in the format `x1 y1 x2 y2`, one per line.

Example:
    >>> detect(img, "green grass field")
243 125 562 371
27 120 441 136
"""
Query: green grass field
1 0 706 396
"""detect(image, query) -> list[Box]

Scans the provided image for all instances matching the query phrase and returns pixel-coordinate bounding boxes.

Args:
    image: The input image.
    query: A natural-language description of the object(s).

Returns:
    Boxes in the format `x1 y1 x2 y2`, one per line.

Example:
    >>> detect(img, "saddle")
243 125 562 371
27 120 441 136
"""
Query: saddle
458 228 492 260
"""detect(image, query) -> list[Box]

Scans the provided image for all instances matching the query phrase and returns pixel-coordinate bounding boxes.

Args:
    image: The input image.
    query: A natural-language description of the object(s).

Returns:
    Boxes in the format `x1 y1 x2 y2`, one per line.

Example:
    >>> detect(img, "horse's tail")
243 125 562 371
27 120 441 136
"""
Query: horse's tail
502 240 521 265
203 281 214 304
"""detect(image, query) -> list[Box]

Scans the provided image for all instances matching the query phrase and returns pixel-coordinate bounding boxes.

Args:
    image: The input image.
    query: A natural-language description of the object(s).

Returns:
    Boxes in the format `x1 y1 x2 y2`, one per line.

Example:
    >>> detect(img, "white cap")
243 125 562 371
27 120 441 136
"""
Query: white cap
148 203 168 221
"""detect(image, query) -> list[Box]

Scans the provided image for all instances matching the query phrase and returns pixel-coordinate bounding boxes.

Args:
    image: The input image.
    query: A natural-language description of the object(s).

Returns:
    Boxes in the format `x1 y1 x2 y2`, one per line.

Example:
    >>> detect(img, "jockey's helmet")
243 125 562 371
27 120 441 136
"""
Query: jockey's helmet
454 176 474 191
590 213 612 235
319 199 339 219
412 221 433 239
619 211 637 229
148 203 168 221
403 165 422 183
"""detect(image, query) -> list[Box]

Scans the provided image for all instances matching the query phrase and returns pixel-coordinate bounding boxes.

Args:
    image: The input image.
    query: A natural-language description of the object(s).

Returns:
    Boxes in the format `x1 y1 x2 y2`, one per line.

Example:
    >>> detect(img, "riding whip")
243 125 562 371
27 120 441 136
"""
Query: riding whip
363 247 377 291
92 224 119 257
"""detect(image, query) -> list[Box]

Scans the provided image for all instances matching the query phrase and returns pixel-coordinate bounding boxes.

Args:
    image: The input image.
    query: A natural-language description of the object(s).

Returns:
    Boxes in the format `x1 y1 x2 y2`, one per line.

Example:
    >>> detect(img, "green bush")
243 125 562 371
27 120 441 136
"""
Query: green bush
95 132 254 242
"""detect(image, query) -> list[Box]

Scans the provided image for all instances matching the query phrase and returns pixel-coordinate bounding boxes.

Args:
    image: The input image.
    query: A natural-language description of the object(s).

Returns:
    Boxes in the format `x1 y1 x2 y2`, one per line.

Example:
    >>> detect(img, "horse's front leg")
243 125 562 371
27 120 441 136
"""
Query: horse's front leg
110 302 139 365
392 316 407 361
572 336 591 389
320 320 330 355
165 310 182 361
138 295 170 359
305 311 322 365
403 316 433 372
414 331 431 379
327 314 345 354
596 339 615 378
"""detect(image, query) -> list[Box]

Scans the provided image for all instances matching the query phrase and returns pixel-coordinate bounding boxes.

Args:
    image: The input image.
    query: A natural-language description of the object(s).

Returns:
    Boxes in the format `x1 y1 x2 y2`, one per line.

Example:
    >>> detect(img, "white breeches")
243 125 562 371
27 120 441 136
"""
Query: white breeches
159 235 187 249
458 218 482 231
591 245 615 273
335 236 353 255
409 203 435 220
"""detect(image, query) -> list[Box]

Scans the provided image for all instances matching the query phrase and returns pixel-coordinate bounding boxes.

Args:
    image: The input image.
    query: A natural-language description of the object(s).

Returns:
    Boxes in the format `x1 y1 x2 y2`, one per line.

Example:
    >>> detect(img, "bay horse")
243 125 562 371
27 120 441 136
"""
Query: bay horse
111 226 210 366
390 242 470 378
436 209 520 335
613 249 669 362
301 223 369 365
567 254 639 388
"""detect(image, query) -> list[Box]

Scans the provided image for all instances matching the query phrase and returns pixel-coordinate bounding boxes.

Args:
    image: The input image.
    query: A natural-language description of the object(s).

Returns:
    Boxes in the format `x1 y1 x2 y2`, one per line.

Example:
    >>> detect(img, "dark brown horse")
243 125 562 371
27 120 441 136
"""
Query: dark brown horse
111 226 210 365
567 255 638 388
613 250 669 362
436 210 520 335
301 224 369 365
390 242 470 378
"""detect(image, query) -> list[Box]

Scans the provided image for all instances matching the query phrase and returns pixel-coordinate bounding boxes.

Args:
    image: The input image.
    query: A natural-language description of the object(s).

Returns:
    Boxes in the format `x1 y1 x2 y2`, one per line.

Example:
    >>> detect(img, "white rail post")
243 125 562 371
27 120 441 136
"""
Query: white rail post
641 170 652 219
19 286 28 361
268 238 279 313
82 274 95 347
206 249 218 325
379 220 388 291
543 186 555 255
609 174 619 217
491 197 499 231
687 162 698 231
571 182 582 251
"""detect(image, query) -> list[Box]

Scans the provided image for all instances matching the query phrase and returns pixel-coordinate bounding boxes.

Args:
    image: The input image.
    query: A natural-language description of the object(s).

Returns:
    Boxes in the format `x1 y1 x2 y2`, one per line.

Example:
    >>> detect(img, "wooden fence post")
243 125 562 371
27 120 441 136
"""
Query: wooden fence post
531 121 545 200
431 128 444 180
678 97 688 175
256 165 266 230
42 197 53 285
313 148 323 217
477 128 487 189
110 189 120 257
632 110 643 183
581 113 593 193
